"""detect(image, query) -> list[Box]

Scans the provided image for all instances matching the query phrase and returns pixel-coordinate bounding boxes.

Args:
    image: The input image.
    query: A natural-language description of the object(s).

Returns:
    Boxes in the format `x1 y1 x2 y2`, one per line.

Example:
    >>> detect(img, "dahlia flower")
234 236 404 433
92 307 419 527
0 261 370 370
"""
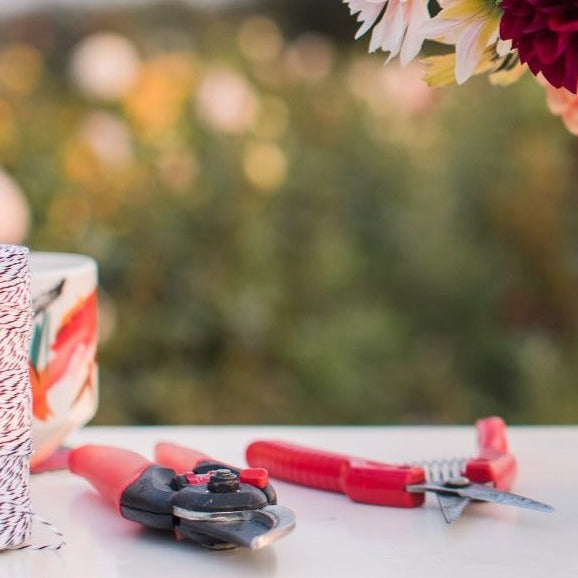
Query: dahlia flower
499 0 578 94
343 0 430 66
420 0 504 85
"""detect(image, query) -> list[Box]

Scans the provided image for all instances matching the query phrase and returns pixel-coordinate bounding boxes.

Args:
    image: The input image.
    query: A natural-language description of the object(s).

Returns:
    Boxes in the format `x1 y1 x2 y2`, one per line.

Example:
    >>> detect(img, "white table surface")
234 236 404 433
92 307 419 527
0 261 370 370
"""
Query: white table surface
2 425 576 578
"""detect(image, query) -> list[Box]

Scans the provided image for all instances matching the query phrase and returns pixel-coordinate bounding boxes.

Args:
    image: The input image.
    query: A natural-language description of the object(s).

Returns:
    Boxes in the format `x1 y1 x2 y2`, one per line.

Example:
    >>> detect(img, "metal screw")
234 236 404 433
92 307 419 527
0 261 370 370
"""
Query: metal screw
444 476 471 488
207 469 240 493
172 474 188 490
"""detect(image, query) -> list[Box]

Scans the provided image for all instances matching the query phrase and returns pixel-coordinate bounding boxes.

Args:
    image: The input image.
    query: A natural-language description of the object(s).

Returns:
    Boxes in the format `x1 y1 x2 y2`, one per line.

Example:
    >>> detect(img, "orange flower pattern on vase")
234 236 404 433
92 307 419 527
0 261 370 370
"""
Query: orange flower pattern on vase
30 287 98 421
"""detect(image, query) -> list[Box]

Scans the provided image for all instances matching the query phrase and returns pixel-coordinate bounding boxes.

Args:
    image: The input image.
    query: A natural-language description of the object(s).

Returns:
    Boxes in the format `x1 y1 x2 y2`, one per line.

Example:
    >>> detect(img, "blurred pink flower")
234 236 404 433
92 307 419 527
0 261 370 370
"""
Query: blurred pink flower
381 63 436 115
196 67 259 134
0 169 29 243
344 0 430 65
544 83 578 136
70 33 141 102
79 112 134 169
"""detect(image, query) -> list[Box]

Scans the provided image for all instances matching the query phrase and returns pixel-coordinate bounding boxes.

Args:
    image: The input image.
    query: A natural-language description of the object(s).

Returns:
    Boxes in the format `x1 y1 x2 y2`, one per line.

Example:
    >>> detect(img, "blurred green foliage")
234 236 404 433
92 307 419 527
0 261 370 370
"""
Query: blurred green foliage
1 1 577 425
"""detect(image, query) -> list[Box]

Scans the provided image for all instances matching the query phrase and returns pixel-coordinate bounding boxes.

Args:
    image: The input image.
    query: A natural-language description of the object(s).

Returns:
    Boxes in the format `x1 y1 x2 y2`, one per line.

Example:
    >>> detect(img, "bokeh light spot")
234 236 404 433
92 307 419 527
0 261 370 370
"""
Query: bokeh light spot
70 32 141 101
125 53 197 140
196 66 260 134
237 16 284 64
0 43 43 95
79 111 134 169
285 33 335 82
243 141 287 191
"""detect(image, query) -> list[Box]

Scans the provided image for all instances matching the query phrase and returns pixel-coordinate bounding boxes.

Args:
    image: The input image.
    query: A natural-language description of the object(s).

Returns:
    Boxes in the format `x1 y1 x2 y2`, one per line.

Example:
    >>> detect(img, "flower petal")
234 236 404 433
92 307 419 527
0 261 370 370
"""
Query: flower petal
344 0 388 39
455 20 486 83
371 0 405 59
400 0 430 65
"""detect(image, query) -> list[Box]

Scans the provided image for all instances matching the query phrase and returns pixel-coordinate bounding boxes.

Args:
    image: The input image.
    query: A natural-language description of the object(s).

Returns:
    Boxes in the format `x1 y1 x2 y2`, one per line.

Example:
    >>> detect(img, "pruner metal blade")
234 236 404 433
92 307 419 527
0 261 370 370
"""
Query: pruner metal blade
174 504 296 550
436 494 471 524
407 476 554 522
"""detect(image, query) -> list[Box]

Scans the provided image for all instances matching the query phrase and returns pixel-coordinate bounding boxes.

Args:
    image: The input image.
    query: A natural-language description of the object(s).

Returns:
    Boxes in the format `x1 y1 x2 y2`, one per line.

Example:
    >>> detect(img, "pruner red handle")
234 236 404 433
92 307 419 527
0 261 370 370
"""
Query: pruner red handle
154 442 214 473
69 445 152 511
464 416 518 490
245 440 426 508
155 442 271 492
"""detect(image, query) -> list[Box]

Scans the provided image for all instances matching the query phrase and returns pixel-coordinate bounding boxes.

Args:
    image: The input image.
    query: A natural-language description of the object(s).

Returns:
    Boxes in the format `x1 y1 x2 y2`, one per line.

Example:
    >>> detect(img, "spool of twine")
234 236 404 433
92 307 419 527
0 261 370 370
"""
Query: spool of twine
0 244 33 549
0 244 65 551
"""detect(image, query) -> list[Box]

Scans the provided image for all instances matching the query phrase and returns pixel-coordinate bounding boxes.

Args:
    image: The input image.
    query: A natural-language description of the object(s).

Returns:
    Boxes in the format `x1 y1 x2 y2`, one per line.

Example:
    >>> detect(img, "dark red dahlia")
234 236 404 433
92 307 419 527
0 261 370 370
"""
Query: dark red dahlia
499 0 578 94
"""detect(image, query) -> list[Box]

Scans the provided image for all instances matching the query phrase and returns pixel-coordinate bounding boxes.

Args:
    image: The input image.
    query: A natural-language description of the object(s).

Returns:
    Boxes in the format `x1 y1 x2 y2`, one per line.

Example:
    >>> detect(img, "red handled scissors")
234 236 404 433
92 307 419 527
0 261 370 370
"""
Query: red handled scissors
246 417 553 523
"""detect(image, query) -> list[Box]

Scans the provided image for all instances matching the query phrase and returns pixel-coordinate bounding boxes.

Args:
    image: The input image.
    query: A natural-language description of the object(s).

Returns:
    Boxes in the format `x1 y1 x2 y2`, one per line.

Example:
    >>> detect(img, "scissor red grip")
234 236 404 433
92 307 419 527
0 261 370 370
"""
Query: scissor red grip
464 416 518 490
246 440 348 492
69 445 152 510
246 441 425 508
476 416 509 453
343 459 426 508
154 442 214 473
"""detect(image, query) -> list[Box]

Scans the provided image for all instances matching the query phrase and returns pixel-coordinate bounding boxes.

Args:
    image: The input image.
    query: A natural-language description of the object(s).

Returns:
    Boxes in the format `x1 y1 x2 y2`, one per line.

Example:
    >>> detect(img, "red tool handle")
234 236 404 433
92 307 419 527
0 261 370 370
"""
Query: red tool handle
69 445 152 511
245 440 426 508
155 442 271 490
154 442 214 473
464 416 517 490
246 441 347 492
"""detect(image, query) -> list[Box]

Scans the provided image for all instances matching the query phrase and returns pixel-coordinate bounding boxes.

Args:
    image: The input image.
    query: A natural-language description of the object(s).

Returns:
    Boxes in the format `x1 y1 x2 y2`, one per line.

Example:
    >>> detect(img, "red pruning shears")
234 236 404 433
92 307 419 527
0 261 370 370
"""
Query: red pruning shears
246 417 553 523
69 443 296 549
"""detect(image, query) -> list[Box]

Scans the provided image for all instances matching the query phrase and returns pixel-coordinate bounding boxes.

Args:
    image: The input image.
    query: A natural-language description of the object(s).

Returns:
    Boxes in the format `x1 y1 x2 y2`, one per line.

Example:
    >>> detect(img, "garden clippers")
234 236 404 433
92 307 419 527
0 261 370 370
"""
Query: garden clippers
69 442 296 550
246 416 554 523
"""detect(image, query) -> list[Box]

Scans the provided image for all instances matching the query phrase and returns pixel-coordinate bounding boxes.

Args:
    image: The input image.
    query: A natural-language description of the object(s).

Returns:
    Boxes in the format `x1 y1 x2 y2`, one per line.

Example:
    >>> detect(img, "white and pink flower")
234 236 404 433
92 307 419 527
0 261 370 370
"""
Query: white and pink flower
344 0 430 66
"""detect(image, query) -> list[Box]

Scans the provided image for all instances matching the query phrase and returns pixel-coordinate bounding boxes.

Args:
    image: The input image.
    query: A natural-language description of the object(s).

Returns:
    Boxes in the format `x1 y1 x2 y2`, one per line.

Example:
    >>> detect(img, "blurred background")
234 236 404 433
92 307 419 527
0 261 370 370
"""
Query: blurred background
1 0 577 425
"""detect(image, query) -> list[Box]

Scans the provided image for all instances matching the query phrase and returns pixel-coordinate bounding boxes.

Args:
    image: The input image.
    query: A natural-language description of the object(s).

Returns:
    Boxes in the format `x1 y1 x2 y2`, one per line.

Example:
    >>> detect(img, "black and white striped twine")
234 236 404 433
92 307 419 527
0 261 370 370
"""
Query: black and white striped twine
0 244 65 551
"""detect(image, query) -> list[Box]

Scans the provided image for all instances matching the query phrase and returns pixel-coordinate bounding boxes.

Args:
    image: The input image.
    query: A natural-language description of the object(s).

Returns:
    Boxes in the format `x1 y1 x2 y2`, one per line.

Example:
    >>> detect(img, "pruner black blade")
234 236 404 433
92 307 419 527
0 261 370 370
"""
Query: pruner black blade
174 504 296 550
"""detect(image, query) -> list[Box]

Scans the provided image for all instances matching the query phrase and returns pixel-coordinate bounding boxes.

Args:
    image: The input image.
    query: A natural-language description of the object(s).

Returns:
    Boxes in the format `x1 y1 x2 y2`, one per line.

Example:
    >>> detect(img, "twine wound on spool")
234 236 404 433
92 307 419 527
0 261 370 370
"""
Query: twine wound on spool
0 244 65 551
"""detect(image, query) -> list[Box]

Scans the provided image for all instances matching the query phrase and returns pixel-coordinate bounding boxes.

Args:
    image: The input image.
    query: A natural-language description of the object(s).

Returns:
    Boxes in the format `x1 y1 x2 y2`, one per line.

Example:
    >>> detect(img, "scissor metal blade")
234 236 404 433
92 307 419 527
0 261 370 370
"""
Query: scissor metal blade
409 481 554 514
454 483 554 513
175 505 296 550
436 494 470 524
